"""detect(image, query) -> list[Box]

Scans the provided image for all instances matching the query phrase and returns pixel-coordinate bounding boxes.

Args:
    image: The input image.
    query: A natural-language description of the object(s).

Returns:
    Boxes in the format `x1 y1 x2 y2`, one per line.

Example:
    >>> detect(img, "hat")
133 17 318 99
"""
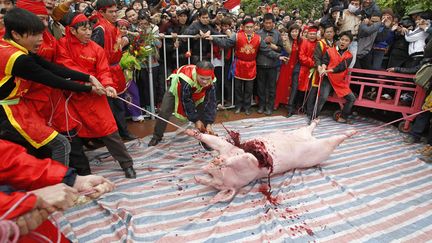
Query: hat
16 0 48 15
176 8 189 16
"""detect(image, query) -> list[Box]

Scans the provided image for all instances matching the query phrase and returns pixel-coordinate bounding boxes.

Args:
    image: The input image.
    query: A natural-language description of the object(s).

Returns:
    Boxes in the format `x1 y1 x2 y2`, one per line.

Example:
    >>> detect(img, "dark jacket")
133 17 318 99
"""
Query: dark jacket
256 28 284 68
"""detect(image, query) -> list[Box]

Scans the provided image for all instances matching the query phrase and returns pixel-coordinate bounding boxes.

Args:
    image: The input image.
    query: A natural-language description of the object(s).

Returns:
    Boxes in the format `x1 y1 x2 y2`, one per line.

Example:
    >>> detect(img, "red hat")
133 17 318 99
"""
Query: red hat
16 0 48 16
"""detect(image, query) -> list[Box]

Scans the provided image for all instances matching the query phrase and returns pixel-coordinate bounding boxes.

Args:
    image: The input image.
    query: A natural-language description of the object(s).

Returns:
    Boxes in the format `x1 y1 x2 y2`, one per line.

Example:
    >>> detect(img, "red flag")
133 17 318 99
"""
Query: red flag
223 0 240 10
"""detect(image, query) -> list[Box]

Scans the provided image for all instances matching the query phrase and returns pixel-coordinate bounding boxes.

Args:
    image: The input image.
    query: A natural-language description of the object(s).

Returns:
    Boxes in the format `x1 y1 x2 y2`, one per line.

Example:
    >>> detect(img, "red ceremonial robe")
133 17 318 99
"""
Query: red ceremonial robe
274 39 299 108
93 13 125 93
326 47 353 97
0 39 58 148
234 30 261 80
24 30 79 133
56 33 118 138
0 139 70 242
298 39 317 91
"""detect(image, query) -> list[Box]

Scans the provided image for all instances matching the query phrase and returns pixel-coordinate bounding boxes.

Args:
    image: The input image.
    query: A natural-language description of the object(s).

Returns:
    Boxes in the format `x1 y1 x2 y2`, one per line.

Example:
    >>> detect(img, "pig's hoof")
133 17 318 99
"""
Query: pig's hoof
345 130 358 138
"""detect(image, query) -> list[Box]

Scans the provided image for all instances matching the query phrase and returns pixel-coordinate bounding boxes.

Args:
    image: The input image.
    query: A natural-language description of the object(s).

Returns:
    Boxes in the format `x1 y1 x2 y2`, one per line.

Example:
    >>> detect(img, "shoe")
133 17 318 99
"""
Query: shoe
132 115 145 122
264 109 272 116
123 166 137 179
245 109 251 115
148 137 162 146
121 134 137 141
403 135 421 144
234 108 241 114
335 117 348 124
419 155 432 163
257 107 264 114
286 112 293 118
421 146 432 156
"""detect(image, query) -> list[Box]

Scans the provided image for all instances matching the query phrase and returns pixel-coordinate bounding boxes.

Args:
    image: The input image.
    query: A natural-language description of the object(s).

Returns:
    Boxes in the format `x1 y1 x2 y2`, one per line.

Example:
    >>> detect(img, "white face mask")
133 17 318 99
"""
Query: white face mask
348 4 359 13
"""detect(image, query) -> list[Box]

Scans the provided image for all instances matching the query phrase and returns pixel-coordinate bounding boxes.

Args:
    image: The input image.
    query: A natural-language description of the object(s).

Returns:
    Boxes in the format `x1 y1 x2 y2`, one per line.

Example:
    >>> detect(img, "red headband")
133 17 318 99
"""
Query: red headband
243 18 255 25
117 19 130 28
70 14 89 27
308 27 318 33
17 0 48 16
196 67 214 77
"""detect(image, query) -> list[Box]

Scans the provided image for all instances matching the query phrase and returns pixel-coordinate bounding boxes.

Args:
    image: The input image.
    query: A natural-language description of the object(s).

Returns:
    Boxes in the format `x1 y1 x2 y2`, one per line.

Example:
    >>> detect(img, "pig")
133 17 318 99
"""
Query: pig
185 119 356 203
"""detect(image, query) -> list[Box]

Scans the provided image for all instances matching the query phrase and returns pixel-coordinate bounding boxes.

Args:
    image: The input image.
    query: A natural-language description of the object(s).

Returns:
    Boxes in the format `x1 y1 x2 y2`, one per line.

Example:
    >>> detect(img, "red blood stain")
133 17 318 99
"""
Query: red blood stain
206 219 210 221
259 184 278 205
223 125 275 202
177 185 183 190
147 167 155 171
305 228 314 236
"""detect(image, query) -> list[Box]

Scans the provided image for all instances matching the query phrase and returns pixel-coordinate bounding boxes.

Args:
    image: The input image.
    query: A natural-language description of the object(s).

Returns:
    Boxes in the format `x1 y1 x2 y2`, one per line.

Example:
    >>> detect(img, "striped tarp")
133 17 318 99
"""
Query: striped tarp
51 116 432 242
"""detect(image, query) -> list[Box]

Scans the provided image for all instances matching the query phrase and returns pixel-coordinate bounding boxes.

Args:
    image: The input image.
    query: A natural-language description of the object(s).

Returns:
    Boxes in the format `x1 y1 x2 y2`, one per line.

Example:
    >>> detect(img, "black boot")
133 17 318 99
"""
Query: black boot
123 166 137 179
148 137 162 146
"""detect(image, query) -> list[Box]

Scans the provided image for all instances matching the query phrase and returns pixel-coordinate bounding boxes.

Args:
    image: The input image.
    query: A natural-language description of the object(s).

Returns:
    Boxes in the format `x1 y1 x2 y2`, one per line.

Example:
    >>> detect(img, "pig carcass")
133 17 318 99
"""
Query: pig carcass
187 119 356 203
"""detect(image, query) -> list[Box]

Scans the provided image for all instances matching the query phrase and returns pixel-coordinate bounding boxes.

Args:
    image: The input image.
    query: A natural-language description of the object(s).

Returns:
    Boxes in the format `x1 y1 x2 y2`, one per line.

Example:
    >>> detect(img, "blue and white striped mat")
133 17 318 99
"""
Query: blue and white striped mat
52 115 432 242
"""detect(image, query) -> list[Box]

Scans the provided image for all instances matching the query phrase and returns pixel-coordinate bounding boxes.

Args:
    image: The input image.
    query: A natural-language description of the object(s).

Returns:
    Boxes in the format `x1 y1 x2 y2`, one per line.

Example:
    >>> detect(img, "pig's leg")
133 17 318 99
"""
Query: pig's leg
192 133 237 154
195 175 217 187
301 130 356 167
289 118 320 140
210 189 237 203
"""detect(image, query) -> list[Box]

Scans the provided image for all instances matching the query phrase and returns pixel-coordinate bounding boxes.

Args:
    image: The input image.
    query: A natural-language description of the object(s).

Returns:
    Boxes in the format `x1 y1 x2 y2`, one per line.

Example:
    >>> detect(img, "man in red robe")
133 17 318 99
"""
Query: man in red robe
306 24 335 119
297 26 319 111
316 31 356 123
0 8 104 165
91 0 136 140
0 139 114 242
56 13 136 178
207 18 288 115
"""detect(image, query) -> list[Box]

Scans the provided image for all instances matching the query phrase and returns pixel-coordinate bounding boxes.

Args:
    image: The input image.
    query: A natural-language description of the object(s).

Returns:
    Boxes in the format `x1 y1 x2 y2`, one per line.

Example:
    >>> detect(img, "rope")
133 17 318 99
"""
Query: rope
116 96 184 131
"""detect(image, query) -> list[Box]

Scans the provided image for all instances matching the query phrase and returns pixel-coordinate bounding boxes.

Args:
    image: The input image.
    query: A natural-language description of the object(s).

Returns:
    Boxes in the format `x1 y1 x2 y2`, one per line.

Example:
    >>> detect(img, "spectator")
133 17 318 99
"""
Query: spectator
337 0 361 68
387 17 414 68
256 13 284 115
355 12 382 69
368 8 395 70
405 12 430 68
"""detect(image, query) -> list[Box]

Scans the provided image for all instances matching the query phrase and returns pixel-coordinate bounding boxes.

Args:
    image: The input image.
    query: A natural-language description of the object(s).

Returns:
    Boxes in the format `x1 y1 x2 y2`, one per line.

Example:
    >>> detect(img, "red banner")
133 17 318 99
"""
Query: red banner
223 0 240 10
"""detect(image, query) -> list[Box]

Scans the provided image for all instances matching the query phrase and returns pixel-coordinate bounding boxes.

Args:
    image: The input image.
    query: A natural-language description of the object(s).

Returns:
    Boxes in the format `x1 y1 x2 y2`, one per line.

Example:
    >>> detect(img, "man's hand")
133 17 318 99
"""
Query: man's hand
105 86 117 98
279 56 289 62
264 35 273 44
15 195 54 235
195 120 206 132
73 175 115 199
206 124 214 135
32 184 79 210
205 35 214 41
91 86 106 96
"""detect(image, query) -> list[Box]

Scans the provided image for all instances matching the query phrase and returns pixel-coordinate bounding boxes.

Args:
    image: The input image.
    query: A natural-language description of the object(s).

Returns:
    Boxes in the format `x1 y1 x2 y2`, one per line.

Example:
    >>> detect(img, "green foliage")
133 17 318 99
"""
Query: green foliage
241 0 324 19
240 0 431 19
376 0 431 17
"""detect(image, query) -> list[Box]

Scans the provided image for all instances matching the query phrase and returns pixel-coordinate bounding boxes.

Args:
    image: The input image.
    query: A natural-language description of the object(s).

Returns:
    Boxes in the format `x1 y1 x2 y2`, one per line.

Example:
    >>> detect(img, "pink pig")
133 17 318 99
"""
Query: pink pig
186 119 356 203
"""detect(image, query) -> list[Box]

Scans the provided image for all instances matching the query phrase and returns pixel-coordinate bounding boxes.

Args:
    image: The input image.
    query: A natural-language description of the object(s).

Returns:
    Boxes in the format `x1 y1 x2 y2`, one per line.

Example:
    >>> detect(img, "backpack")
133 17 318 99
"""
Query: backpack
415 63 432 90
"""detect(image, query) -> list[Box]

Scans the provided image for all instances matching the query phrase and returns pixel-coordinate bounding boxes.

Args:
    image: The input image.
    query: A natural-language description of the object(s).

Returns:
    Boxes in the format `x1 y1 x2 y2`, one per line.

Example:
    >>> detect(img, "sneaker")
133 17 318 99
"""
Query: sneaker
132 115 145 122
403 135 421 144
234 107 241 114
336 117 351 124
245 109 251 115
264 109 272 116
148 137 162 146
257 107 264 114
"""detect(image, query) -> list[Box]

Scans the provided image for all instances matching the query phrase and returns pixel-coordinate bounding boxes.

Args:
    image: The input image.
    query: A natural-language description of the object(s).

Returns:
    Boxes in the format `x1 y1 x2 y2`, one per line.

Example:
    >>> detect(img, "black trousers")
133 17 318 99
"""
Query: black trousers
152 91 207 139
108 97 129 138
256 66 278 111
234 78 254 110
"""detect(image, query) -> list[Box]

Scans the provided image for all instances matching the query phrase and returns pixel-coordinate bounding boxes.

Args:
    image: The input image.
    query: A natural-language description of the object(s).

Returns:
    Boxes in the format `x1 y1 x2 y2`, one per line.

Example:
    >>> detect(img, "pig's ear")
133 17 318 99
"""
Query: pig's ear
210 189 236 203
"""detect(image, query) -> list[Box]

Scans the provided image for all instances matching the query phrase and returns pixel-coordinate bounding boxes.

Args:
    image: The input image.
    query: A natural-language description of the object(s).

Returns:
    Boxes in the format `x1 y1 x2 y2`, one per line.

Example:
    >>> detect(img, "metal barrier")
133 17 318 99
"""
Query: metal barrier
132 34 234 119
